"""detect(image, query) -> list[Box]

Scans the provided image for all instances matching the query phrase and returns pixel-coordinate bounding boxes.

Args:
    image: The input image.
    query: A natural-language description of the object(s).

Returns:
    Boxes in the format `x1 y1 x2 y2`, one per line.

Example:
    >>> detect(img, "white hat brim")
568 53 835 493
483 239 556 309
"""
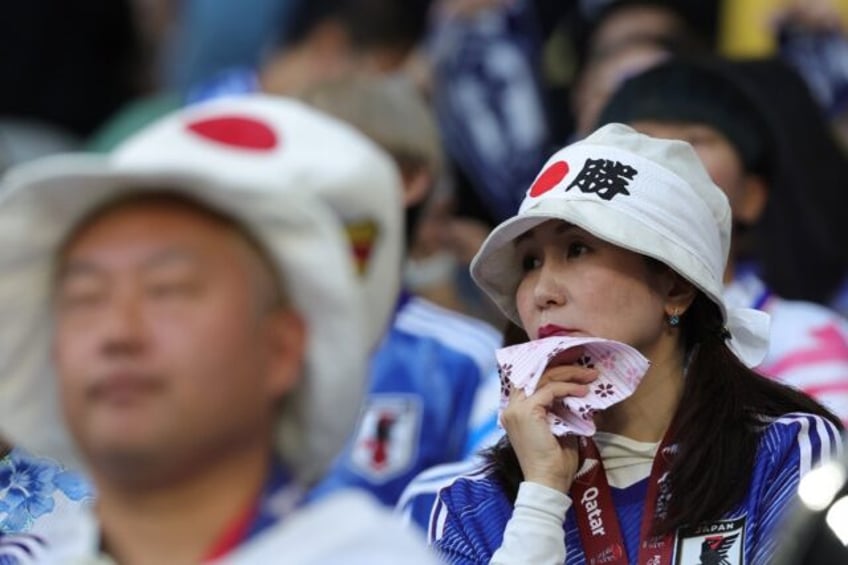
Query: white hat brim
0 154 368 483
470 197 728 326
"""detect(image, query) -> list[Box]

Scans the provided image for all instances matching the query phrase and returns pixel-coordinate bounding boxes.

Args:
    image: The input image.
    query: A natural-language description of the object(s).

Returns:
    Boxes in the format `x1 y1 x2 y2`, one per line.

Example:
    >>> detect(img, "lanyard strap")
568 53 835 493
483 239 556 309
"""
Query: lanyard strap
570 434 676 565
202 460 303 562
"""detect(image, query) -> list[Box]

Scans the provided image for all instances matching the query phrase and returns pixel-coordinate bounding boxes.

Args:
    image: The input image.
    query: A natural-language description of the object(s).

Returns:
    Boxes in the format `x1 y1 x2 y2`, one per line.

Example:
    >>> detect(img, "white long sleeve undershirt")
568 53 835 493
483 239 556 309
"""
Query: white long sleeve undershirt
489 433 658 564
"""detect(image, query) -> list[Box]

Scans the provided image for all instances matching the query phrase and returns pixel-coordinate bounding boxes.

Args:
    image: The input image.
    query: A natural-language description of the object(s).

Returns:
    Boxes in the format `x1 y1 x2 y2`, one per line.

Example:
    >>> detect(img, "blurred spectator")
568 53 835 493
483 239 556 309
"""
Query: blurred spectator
727 58 848 313
720 0 848 57
231 0 433 99
290 73 503 507
570 36 676 138
426 0 551 225
0 94 439 563
161 0 300 95
721 0 848 150
565 0 715 138
598 57 848 422
88 0 435 153
396 321 526 531
567 0 717 64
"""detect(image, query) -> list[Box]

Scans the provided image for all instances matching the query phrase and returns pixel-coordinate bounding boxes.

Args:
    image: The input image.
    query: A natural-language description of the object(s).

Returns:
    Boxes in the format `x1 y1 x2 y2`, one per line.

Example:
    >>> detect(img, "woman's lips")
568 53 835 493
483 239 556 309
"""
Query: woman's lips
537 324 579 339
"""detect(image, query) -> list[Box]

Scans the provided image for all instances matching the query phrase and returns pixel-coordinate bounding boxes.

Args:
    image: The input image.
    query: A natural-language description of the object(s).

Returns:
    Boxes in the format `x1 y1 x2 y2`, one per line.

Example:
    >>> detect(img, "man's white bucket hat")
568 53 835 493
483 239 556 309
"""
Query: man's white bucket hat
0 94 404 485
471 123 769 367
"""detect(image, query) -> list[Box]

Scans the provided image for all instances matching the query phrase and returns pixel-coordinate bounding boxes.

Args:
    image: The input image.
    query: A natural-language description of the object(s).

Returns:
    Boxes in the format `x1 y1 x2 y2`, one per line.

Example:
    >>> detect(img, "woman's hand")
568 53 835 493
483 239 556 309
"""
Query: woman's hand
501 363 598 494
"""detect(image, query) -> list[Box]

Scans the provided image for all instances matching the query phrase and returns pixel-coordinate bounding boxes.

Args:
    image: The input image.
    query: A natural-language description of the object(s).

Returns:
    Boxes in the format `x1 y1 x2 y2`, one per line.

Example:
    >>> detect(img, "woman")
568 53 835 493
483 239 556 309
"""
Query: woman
594 56 848 423
428 123 843 564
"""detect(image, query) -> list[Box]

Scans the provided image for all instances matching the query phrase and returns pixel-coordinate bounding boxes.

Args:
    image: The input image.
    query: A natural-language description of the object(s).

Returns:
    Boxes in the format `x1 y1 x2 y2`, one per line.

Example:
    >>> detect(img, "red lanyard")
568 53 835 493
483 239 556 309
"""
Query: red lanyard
570 433 676 565
202 498 260 562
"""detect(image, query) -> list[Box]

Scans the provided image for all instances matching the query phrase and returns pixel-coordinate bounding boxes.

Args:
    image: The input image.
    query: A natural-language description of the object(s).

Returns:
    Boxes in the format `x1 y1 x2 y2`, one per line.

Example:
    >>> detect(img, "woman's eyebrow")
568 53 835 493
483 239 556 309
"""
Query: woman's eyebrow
514 222 578 246
554 223 577 235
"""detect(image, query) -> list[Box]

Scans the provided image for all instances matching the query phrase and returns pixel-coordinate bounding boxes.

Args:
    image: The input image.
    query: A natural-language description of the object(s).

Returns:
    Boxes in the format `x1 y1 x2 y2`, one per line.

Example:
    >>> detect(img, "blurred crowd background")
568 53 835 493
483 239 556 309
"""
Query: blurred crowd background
2 2 848 562
2 0 848 329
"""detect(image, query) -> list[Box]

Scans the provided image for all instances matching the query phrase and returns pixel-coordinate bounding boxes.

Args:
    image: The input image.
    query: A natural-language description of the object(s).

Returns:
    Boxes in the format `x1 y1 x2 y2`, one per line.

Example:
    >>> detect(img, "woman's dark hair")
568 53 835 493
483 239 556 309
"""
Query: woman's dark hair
484 291 843 533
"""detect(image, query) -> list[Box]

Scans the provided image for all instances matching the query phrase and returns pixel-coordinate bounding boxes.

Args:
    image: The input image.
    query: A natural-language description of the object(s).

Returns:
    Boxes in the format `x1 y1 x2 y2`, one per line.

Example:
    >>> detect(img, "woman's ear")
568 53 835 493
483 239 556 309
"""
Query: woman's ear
661 269 698 317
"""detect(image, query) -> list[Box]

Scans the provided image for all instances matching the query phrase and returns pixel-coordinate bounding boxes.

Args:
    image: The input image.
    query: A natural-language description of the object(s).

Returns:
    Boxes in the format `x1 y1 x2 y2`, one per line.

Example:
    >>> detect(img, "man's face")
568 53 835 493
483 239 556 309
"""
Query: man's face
52 198 304 483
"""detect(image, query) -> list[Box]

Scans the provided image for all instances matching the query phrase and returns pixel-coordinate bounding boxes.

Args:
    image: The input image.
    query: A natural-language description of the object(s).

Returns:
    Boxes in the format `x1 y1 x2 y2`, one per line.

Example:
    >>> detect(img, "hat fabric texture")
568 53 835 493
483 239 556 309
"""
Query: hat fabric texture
597 58 771 177
471 123 769 367
0 94 404 485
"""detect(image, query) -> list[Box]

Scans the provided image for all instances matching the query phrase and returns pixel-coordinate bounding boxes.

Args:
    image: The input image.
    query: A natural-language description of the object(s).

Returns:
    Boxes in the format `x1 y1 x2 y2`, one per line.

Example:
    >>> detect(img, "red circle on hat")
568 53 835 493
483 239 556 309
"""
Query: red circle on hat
186 116 278 150
529 161 569 197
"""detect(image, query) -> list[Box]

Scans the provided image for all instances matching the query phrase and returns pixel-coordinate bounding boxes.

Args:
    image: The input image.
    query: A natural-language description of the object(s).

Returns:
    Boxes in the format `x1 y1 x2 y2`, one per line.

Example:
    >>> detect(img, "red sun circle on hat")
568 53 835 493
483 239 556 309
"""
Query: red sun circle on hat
529 161 569 197
186 116 278 151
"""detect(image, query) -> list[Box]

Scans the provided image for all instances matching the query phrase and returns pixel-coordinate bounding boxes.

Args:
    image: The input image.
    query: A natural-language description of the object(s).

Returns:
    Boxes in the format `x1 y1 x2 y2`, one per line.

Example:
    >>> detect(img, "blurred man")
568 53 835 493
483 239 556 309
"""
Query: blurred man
0 95 438 563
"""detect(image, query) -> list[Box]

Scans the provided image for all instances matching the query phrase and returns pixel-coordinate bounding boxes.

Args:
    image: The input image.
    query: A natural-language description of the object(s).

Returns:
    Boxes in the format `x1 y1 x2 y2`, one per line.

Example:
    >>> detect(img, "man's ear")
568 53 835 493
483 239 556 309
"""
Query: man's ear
402 166 433 208
264 309 307 399
735 173 768 226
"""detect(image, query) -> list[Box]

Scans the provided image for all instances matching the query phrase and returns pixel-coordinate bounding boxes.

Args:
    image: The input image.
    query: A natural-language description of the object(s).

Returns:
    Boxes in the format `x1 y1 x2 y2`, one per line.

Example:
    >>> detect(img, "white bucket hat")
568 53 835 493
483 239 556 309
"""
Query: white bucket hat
0 94 404 485
471 123 770 367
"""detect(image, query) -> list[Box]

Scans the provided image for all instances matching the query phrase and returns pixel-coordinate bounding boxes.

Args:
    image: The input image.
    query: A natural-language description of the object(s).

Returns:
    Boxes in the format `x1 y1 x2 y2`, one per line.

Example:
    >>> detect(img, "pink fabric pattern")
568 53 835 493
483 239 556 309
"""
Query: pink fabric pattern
496 337 650 436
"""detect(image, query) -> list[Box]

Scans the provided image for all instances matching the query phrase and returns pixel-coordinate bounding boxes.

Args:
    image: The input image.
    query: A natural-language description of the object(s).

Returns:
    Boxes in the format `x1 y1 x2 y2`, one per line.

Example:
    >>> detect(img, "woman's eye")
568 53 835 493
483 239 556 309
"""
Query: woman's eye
520 254 541 272
566 242 589 258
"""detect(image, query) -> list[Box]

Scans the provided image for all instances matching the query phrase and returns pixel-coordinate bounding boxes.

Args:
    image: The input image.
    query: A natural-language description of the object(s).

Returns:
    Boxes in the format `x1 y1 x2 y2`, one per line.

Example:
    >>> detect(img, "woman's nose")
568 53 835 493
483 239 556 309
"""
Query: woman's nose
533 260 566 309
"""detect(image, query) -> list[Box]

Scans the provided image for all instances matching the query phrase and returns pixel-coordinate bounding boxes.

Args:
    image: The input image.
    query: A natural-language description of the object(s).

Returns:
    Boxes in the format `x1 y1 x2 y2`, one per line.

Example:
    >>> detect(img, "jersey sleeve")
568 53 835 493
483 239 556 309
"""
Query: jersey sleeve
747 413 844 563
395 459 484 533
430 474 514 564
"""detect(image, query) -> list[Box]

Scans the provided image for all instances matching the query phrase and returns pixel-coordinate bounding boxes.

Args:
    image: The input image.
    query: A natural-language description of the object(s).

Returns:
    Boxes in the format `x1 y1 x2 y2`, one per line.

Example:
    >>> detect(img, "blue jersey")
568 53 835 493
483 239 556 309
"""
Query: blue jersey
425 413 842 564
315 295 501 506
396 457 486 533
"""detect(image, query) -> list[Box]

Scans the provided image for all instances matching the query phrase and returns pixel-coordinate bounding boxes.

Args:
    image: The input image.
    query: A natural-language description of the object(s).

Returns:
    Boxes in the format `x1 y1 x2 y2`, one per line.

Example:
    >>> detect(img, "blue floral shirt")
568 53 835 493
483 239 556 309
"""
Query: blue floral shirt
0 447 93 563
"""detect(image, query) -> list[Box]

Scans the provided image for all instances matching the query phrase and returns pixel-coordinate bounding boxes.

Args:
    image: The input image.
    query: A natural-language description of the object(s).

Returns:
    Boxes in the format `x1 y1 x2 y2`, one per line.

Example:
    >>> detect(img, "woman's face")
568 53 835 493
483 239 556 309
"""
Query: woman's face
515 220 673 357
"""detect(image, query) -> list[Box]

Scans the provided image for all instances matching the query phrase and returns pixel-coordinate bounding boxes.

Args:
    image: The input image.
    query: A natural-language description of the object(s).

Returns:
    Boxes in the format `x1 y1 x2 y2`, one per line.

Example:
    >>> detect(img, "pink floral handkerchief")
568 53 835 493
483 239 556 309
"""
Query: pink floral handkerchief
496 336 651 436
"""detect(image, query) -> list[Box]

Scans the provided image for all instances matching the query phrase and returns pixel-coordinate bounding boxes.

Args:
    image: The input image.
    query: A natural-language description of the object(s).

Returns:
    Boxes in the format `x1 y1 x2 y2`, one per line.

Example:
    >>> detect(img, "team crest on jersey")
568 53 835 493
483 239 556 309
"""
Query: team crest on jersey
350 395 421 481
344 219 379 276
674 516 746 565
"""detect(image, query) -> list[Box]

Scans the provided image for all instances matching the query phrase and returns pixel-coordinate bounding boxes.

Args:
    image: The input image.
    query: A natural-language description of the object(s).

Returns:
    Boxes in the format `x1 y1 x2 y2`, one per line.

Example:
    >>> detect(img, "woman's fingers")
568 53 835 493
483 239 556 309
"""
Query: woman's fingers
538 365 599 387
530 381 590 406
503 381 590 424
503 383 582 493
